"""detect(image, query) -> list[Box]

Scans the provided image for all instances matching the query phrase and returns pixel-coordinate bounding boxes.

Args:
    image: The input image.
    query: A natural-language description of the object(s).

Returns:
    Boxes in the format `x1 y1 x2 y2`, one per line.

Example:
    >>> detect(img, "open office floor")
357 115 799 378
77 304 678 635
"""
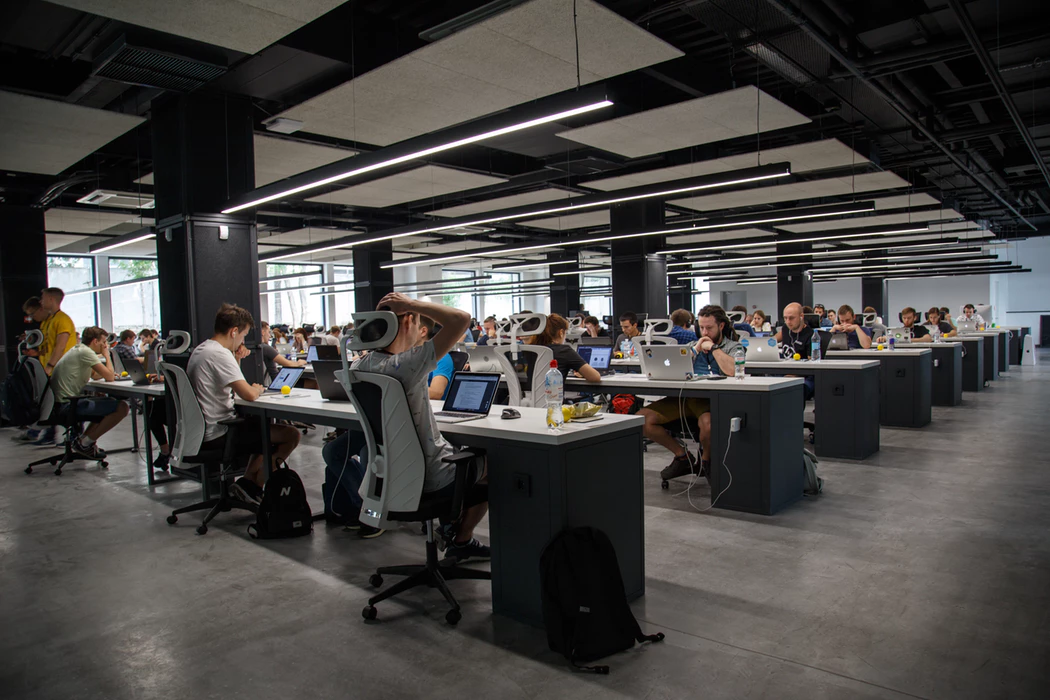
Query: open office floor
2 359 1048 700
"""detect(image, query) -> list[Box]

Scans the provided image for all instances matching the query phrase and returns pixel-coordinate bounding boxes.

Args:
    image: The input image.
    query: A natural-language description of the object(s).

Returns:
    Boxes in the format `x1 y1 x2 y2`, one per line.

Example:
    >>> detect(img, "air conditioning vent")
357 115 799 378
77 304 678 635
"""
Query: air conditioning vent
76 189 155 209
93 37 226 92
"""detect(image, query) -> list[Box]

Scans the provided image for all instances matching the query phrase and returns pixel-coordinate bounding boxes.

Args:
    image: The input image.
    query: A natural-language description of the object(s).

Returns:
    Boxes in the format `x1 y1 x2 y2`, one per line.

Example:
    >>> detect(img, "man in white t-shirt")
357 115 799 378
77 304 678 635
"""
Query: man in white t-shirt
187 303 301 505
351 293 489 562
956 303 987 328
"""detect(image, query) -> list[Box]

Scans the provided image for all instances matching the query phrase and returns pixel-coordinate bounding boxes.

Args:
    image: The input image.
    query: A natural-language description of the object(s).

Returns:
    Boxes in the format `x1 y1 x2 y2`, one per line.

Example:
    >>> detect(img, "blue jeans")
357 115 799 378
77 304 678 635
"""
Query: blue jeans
60 398 121 422
321 431 367 509
803 376 815 402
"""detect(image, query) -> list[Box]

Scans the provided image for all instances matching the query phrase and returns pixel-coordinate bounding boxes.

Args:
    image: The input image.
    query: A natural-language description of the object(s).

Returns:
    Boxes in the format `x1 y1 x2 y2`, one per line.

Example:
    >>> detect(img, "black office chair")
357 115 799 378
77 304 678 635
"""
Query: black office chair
448 350 469 373
340 312 490 626
158 361 258 535
25 386 110 476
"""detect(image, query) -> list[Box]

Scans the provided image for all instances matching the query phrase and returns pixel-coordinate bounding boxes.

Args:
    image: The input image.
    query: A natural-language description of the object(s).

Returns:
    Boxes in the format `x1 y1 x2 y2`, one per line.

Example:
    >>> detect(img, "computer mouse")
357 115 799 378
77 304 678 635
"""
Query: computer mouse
501 408 521 420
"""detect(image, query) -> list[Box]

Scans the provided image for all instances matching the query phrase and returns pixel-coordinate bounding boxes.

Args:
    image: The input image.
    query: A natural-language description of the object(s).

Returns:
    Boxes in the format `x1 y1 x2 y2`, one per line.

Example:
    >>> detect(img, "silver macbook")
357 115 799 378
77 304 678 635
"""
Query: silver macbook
639 345 706 381
434 372 500 423
465 346 505 373
886 327 913 343
956 320 977 333
744 336 781 362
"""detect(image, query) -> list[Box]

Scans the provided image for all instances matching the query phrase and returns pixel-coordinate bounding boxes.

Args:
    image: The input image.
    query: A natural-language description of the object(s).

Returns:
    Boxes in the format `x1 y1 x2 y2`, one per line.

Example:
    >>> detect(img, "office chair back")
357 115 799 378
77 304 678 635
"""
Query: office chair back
863 312 878 326
37 383 57 426
727 311 745 325
109 349 126 376
337 311 426 528
448 350 469 372
157 361 207 466
490 344 554 407
18 330 49 407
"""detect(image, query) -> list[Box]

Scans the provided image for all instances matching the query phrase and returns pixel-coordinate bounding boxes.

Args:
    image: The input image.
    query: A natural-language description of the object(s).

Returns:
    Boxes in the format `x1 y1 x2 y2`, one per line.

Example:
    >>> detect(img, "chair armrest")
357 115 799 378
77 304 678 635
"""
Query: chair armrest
442 448 486 521
218 417 247 427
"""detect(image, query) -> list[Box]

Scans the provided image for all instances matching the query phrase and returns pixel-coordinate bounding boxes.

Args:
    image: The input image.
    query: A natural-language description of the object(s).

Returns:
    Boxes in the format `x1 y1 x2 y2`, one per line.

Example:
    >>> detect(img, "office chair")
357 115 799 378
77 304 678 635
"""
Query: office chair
25 385 110 476
159 361 258 535
448 350 469 373
489 313 551 408
338 312 489 625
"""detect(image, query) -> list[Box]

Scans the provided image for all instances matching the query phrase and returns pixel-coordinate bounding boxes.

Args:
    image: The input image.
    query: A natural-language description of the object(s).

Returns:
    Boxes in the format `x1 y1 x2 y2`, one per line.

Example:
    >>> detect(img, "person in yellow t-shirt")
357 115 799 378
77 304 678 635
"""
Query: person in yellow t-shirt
40 287 77 375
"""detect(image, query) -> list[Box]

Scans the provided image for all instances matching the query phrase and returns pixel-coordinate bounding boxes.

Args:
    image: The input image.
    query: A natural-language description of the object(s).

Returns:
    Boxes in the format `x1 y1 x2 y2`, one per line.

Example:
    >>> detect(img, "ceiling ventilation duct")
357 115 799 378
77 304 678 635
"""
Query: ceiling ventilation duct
92 36 226 92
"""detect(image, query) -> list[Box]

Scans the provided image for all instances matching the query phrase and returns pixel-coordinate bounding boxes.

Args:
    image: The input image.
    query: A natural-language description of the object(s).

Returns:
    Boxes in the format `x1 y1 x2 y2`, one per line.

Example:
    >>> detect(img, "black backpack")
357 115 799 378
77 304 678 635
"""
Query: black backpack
540 527 664 673
247 464 313 539
1 356 42 426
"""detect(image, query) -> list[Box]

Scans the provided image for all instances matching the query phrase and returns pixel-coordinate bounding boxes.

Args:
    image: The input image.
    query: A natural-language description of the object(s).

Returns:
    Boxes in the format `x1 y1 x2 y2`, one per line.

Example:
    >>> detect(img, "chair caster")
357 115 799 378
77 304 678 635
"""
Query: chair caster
445 609 461 625
661 480 669 490
100 461 109 468
167 515 178 525
362 605 378 621
369 574 383 588
50 458 59 465
24 466 32 475
54 468 62 476
196 524 208 535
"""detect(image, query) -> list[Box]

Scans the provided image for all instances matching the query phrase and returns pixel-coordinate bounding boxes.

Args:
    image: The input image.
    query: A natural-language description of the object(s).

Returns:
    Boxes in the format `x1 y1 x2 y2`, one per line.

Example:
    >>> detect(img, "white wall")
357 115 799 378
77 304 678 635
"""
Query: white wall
812 278 862 316
885 275 990 322
709 281 777 319
710 278 861 323
991 237 1050 342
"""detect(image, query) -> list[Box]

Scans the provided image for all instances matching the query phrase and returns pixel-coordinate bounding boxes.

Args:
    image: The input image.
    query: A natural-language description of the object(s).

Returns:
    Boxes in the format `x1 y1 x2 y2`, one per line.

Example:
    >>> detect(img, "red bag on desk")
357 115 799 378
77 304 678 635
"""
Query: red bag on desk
610 394 642 415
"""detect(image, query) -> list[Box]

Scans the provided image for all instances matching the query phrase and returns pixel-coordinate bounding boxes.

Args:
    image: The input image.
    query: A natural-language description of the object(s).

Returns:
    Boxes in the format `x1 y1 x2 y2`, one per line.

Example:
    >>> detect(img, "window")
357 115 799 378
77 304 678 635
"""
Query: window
331 265 355 325
47 256 96 331
480 271 520 321
692 277 711 310
580 274 611 321
264 263 325 330
109 258 160 334
441 269 476 317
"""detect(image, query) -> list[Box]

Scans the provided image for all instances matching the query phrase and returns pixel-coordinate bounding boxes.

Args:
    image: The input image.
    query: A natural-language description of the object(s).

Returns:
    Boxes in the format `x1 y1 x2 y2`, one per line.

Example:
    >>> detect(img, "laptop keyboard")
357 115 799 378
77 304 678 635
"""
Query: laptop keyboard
435 411 479 419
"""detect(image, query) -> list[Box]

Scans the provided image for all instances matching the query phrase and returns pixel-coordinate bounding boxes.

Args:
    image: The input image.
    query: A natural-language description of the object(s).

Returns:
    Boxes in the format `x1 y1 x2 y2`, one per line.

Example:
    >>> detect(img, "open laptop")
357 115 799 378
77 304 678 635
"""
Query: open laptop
122 356 151 385
466 346 505 373
577 346 614 375
306 344 339 363
886 327 913 343
266 367 304 393
639 345 708 381
827 333 850 351
312 359 349 401
956 320 978 333
434 372 500 423
743 336 781 362
275 342 293 354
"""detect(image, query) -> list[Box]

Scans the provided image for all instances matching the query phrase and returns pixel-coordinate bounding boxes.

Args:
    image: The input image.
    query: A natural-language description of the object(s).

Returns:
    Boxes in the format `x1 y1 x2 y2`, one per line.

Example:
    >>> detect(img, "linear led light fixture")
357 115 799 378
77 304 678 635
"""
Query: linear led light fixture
223 96 614 214
880 268 1029 282
89 227 156 255
670 249 988 276
552 267 612 276
490 259 578 272
660 224 932 257
736 279 778 286
64 275 160 297
266 162 793 263
810 262 1015 279
808 255 999 275
666 239 966 268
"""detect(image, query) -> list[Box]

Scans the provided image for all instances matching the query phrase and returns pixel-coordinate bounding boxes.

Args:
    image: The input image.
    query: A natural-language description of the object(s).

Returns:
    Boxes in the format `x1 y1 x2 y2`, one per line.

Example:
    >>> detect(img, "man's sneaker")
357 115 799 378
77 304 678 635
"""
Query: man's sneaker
358 524 385 539
11 429 39 443
659 452 697 481
152 453 170 472
444 537 491 562
436 522 457 550
31 428 56 447
71 439 103 461
229 477 262 505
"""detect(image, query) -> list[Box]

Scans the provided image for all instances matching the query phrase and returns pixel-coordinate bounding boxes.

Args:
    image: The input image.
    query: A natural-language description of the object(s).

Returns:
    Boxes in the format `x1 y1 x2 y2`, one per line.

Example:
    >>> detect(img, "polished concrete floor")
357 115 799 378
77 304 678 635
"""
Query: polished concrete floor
2 358 1048 700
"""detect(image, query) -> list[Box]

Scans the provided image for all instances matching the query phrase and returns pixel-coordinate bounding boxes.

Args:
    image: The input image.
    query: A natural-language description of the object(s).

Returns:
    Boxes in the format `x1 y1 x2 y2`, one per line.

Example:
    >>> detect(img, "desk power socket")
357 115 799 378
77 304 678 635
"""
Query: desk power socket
730 417 743 433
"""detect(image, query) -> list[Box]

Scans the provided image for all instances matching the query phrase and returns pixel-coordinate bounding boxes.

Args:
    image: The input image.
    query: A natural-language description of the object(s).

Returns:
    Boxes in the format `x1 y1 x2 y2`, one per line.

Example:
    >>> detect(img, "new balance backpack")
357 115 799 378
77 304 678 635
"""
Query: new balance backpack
540 527 664 673
248 464 313 539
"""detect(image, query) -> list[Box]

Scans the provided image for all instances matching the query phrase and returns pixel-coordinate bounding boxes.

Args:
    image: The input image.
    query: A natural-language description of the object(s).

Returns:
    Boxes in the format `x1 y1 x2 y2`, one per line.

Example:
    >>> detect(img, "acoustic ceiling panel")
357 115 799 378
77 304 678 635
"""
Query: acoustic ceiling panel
48 0 346 54
276 0 682 145
582 139 867 191
556 86 811 158
255 135 356 187
520 210 610 230
0 91 144 175
870 193 942 210
427 187 579 218
669 171 910 212
664 227 777 246
778 207 964 234
305 165 506 208
45 208 153 235
259 227 361 246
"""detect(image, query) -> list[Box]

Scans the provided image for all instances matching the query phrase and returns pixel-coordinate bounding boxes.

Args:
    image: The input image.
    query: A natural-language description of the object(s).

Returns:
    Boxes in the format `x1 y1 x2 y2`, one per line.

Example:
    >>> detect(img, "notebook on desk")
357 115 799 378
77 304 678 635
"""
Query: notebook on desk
123 357 151 385
638 345 706 381
434 372 500 423
312 360 349 401
744 336 781 362
577 346 614 375
266 367 304 393
306 344 339 362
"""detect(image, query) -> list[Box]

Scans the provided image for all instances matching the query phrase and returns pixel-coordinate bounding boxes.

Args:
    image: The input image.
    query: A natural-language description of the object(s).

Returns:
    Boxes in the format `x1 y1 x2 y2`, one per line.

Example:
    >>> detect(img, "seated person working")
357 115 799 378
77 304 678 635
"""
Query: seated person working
638 305 741 482
876 307 933 343
259 321 306 382
343 293 490 561
525 313 602 382
774 302 815 401
668 308 698 345
49 326 130 460
113 329 141 365
863 306 888 338
583 315 609 338
956 303 986 327
613 311 642 353
750 309 772 333
187 304 301 506
926 307 956 337
831 305 872 349
475 316 499 346
421 316 455 400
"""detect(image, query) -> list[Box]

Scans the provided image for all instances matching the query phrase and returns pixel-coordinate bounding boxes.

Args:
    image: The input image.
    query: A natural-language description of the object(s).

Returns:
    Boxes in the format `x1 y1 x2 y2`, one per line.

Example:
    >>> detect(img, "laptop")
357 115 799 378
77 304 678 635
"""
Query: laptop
886 327 913 343
579 335 613 347
743 336 781 362
466 346 505 373
145 349 157 375
639 345 707 381
577 346 614 375
312 359 349 401
306 344 339 363
275 342 293 354
827 333 850 351
956 320 977 333
434 372 500 423
123 357 151 385
266 367 304 393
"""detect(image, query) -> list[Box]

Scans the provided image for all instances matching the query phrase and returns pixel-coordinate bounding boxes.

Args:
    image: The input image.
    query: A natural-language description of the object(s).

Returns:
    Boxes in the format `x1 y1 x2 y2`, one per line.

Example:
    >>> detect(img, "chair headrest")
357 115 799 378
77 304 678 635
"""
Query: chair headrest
510 313 547 337
23 329 43 350
347 311 400 351
158 330 192 355
727 311 745 324
862 312 877 326
643 319 673 336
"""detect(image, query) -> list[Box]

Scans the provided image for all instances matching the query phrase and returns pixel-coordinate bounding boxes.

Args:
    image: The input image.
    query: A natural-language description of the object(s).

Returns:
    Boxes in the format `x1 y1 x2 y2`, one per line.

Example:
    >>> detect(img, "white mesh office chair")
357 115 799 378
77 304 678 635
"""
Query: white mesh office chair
489 313 551 407
336 312 489 625
159 361 257 535
633 318 677 346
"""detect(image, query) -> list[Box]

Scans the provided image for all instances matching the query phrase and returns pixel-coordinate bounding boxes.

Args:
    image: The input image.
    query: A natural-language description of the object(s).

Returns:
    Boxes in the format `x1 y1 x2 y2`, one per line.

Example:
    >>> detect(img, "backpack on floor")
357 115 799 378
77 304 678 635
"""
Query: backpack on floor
540 527 664 673
1 356 42 426
803 448 823 495
610 394 642 415
248 464 313 539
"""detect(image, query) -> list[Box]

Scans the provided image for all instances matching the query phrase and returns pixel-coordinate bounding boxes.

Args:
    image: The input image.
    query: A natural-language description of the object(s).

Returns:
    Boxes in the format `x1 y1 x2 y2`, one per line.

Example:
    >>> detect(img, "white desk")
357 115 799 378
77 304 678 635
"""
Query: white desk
86 379 176 485
826 349 933 427
234 389 645 626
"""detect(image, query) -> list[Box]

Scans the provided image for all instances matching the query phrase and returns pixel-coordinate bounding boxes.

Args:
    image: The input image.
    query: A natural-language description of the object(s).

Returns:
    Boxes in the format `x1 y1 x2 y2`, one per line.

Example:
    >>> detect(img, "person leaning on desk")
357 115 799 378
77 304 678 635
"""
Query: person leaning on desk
830 305 872 349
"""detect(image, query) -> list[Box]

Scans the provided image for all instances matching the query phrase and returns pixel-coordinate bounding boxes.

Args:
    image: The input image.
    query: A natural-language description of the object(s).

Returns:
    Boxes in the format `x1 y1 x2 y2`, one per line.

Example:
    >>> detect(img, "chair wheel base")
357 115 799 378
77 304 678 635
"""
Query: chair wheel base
369 574 383 588
445 609 461 625
54 468 62 476
362 605 377 621
24 466 32 475
50 458 59 465
661 480 669 490
167 515 178 525
196 525 208 535
100 461 108 468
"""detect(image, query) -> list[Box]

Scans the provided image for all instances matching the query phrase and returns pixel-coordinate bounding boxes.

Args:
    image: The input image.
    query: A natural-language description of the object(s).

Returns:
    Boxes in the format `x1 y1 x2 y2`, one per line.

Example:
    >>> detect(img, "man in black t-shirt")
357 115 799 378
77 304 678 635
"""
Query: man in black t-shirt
774 303 815 401
260 321 306 381
876 307 932 343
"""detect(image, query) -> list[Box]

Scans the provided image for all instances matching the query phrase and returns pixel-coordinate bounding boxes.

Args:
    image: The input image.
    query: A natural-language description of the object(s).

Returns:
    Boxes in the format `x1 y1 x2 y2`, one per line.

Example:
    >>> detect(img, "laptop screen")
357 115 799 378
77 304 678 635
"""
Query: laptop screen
584 346 611 369
269 367 304 390
307 345 318 363
442 372 500 415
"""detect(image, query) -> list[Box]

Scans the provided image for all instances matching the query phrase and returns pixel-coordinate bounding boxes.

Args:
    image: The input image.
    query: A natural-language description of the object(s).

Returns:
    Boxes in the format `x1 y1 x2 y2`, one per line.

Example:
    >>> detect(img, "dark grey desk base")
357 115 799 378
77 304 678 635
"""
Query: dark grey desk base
996 332 1008 374
827 353 932 428
981 336 999 382
929 344 963 406
747 365 880 460
236 402 645 627
956 338 984 392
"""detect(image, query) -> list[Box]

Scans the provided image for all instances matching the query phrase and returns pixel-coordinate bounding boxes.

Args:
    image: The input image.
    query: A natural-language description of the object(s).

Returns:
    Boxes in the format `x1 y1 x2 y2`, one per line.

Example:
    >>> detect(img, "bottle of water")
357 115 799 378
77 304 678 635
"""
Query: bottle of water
732 345 746 380
545 360 564 431
811 332 821 361
620 339 630 357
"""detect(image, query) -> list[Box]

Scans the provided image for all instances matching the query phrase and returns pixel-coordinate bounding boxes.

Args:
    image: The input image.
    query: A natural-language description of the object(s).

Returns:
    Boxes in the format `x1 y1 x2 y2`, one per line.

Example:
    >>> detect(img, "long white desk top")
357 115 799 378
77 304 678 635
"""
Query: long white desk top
565 373 803 392
957 331 1007 337
746 359 880 370
827 348 931 357
87 379 166 396
234 390 643 446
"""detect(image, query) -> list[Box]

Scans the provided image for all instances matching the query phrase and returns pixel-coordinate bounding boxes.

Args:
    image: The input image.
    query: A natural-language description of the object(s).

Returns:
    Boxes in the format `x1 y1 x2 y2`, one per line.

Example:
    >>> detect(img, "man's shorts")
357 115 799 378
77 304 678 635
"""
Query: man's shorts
62 397 122 422
643 396 711 422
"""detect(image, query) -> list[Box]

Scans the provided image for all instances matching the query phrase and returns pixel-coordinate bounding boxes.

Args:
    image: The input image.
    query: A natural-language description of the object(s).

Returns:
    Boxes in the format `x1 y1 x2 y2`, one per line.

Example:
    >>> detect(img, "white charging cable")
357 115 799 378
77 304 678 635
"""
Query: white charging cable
677 416 737 512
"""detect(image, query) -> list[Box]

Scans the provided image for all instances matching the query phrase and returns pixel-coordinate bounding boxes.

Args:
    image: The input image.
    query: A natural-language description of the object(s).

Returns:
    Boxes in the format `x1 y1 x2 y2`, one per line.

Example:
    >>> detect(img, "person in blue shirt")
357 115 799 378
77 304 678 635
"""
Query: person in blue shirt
420 315 455 399
668 308 698 345
831 305 872 349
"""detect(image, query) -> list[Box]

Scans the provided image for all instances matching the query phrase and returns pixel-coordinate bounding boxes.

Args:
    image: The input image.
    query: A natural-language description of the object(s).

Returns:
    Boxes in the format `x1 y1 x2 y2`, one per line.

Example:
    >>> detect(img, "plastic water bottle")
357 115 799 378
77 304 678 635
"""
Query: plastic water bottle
732 345 746 380
544 360 564 431
811 332 821 361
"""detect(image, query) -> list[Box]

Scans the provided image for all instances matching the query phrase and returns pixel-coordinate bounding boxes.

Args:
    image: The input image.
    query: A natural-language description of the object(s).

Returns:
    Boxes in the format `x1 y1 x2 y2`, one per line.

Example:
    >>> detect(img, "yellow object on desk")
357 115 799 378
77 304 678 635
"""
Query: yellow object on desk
281 385 291 395
121 371 128 377
877 344 884 351
792 353 801 361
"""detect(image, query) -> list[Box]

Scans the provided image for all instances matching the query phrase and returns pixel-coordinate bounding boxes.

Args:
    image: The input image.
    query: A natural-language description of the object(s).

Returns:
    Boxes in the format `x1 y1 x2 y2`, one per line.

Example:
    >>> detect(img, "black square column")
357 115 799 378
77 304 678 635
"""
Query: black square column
0 207 47 381
353 240 394 312
610 201 666 319
862 276 887 318
549 252 580 316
